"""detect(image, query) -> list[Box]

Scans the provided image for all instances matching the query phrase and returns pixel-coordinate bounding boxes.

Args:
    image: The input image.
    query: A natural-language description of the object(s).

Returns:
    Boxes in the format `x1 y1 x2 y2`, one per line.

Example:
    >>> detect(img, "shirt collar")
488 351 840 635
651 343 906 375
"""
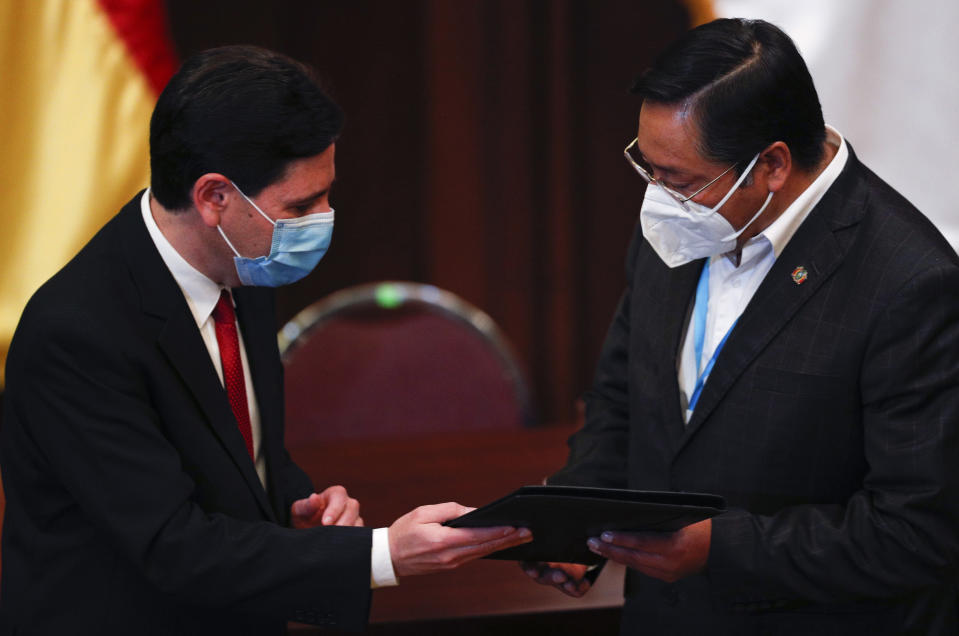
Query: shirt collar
759 125 848 258
140 189 226 329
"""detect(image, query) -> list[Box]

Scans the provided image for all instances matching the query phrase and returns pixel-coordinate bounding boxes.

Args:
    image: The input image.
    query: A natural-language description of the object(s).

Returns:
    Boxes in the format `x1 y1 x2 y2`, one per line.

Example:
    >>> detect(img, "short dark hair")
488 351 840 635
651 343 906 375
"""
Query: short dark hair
631 18 825 173
150 45 343 211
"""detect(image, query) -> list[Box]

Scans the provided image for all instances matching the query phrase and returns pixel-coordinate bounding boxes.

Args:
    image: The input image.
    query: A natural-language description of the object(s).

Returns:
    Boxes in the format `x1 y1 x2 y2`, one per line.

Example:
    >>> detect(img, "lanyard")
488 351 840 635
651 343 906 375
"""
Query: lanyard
688 259 737 414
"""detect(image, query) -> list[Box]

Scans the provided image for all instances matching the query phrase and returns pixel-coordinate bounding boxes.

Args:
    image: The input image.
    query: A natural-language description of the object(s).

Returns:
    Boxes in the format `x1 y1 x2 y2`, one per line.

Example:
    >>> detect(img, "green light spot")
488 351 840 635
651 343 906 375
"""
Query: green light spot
375 284 403 309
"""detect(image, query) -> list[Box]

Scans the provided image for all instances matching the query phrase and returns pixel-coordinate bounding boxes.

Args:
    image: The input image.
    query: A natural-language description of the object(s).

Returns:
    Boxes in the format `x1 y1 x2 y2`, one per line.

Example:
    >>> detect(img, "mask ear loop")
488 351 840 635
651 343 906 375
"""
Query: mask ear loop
217 225 243 258
707 152 761 213
720 191 774 242
217 180 278 259
229 180 277 226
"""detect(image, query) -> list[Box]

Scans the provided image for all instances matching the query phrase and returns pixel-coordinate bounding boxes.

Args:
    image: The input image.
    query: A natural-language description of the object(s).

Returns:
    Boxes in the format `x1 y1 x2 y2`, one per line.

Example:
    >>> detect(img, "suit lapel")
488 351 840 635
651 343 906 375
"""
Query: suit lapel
653 258 704 451
233 287 287 520
119 197 277 522
675 152 868 455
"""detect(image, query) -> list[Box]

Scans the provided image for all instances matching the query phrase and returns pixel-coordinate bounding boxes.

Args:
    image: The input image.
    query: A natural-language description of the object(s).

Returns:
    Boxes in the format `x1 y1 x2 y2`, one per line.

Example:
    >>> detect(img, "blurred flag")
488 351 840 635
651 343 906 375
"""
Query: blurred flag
711 0 959 251
0 0 177 385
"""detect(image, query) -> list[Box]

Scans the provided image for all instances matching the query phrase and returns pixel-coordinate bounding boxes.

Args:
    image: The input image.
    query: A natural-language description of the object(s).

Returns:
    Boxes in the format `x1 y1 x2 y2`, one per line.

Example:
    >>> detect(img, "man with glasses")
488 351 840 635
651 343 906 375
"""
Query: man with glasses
524 18 959 634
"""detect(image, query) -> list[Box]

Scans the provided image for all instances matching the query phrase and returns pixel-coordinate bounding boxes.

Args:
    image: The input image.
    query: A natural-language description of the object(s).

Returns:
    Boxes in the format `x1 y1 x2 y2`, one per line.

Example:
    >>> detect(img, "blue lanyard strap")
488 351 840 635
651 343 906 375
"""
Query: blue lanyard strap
692 260 711 377
688 259 737 414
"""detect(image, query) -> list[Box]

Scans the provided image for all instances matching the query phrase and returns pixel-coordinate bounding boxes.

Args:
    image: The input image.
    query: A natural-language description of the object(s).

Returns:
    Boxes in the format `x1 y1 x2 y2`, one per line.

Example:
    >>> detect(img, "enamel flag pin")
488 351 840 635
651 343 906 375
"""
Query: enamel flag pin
791 266 808 285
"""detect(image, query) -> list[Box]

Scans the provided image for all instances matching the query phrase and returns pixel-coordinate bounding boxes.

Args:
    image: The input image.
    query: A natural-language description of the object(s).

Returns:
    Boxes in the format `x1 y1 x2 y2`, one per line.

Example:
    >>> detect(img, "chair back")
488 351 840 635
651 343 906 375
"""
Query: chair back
279 282 533 442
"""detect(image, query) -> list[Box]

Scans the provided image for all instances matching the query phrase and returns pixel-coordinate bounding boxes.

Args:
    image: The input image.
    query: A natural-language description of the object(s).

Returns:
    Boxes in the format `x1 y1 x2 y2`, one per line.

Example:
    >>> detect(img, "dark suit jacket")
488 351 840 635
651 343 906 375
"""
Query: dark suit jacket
0 193 372 635
551 148 959 635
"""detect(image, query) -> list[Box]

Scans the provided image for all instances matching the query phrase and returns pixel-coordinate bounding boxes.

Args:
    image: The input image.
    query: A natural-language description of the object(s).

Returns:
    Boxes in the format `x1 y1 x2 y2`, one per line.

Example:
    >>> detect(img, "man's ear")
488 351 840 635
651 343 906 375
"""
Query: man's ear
191 174 233 228
758 142 792 193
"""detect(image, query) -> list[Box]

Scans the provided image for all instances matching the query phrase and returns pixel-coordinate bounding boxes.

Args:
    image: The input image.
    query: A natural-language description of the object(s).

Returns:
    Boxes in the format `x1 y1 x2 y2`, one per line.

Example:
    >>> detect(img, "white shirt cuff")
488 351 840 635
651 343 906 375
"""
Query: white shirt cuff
370 527 398 588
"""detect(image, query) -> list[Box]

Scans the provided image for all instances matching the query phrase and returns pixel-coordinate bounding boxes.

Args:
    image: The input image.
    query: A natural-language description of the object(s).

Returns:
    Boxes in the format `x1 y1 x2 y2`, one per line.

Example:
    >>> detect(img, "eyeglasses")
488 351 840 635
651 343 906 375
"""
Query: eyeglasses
624 137 739 210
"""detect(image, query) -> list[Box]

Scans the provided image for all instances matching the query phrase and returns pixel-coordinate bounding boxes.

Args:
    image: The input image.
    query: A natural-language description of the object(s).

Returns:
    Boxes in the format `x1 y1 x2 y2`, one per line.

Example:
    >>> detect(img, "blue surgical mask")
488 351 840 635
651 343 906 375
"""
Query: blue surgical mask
217 181 334 287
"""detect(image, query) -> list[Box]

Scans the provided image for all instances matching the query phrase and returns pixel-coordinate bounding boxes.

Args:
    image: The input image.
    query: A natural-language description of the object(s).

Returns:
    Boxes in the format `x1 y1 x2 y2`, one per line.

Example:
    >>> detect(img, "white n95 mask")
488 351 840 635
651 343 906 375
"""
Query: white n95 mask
640 153 773 268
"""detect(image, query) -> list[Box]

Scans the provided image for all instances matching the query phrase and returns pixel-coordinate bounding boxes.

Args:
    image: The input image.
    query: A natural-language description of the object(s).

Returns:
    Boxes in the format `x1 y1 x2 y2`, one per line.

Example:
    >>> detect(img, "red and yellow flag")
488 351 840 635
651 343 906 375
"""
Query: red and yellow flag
0 0 177 385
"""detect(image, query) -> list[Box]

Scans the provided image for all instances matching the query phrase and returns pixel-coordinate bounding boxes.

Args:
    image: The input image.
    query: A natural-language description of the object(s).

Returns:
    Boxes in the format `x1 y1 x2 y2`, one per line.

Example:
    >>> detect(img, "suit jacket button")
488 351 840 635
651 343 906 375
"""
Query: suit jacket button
660 586 680 606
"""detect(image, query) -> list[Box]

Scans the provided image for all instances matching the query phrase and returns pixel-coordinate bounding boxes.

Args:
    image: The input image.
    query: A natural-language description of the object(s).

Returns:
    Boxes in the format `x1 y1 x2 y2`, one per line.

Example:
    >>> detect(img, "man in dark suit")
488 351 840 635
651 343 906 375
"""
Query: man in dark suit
523 18 959 634
0 46 530 635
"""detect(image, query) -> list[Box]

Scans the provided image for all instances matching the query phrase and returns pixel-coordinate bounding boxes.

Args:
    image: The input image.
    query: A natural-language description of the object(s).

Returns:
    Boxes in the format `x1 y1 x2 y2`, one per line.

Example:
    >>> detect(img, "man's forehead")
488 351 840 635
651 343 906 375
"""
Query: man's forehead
636 102 712 173
279 147 335 188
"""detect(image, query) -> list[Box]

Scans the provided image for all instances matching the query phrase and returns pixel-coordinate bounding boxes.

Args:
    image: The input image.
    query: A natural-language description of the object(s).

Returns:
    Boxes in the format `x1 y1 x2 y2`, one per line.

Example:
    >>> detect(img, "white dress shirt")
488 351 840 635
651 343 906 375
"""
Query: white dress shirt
140 190 397 588
678 126 849 423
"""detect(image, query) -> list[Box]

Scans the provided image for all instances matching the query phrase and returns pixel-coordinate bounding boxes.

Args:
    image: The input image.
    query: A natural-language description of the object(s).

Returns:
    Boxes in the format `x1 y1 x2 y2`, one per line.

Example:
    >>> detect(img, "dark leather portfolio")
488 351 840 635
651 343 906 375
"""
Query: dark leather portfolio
444 485 726 565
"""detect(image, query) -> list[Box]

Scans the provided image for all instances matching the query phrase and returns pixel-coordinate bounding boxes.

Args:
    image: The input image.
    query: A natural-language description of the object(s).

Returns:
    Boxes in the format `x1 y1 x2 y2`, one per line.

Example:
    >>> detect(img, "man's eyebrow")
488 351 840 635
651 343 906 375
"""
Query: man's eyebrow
635 144 686 178
645 157 686 179
286 180 335 207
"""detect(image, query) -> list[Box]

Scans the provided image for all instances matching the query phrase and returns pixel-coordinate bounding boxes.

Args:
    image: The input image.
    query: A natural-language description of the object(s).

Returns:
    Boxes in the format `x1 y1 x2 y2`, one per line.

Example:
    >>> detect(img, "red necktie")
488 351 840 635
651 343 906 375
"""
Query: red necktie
212 290 255 461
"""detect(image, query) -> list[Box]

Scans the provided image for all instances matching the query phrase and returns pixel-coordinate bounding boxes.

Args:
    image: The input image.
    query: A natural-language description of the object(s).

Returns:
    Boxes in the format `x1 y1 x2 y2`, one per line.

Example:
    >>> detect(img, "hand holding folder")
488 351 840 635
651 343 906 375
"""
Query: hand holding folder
444 485 725 565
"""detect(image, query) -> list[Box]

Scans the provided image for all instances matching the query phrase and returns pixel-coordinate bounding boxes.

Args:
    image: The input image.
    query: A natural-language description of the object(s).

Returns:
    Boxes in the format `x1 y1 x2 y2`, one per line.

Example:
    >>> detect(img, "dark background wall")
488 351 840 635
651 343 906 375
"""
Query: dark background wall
163 0 690 424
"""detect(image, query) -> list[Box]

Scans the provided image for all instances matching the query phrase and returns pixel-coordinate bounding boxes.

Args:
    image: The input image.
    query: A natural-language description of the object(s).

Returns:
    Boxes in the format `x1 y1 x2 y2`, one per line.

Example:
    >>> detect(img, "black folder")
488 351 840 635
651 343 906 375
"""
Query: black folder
444 485 726 565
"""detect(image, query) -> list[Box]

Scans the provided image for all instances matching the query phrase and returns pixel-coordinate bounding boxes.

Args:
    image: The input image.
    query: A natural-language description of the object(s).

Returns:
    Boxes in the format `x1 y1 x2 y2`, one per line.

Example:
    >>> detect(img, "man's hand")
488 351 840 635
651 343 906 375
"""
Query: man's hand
291 485 363 529
388 502 532 578
586 518 711 583
520 561 593 597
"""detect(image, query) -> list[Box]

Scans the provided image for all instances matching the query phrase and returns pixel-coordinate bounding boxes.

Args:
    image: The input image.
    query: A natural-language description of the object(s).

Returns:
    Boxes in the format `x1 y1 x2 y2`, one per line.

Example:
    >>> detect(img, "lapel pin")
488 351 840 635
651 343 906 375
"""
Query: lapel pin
791 266 808 285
